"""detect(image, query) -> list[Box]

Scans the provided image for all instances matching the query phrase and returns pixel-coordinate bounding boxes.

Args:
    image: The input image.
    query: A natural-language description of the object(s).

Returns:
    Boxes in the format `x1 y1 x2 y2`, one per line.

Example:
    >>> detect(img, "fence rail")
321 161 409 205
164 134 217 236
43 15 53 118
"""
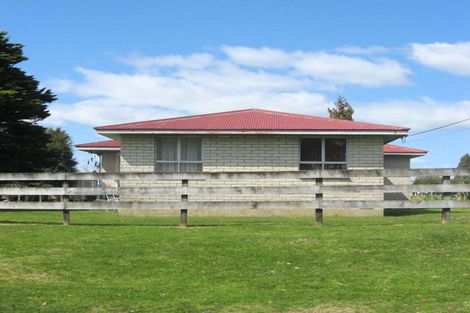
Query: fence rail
0 168 468 181
2 184 470 196
0 168 469 226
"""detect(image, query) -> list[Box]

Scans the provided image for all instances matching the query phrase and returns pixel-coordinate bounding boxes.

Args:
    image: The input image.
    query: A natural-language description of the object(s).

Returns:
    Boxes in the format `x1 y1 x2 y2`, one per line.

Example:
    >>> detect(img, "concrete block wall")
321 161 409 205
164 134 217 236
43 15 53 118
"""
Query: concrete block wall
203 135 299 172
347 136 384 169
322 136 384 201
120 135 155 173
384 155 412 200
119 135 156 197
118 134 387 214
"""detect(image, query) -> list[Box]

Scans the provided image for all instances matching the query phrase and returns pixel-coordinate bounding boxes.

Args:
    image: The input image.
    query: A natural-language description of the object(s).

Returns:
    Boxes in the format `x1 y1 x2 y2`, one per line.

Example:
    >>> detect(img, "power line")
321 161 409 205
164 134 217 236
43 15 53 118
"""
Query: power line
407 128 470 143
408 117 470 137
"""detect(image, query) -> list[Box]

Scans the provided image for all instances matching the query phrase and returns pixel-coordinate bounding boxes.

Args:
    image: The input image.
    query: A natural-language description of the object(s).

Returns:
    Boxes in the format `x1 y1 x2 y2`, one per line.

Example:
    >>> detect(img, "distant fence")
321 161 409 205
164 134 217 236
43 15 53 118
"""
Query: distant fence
0 168 469 226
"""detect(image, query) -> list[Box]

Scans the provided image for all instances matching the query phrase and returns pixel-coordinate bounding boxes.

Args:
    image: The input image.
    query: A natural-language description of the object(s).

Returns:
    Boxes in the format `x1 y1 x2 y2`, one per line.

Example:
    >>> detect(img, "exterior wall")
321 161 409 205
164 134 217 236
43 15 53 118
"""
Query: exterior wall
120 135 155 173
118 134 386 216
101 152 120 173
347 137 384 170
203 135 299 172
100 152 120 188
384 155 412 200
384 155 410 169
119 135 156 194
322 136 384 202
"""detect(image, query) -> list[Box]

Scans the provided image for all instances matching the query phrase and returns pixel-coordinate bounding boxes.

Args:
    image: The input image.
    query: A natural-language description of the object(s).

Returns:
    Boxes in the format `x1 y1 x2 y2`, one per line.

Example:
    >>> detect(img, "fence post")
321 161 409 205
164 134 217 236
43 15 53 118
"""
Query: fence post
62 181 70 226
315 178 323 226
180 179 189 227
442 175 451 224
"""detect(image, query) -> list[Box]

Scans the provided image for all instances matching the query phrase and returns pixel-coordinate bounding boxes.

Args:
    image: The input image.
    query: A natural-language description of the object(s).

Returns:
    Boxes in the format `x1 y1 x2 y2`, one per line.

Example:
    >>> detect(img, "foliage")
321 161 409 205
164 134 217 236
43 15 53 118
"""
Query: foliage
413 176 443 185
43 128 77 172
453 153 470 199
454 153 470 184
1 212 470 312
328 95 354 120
457 153 470 170
410 193 442 201
0 31 56 172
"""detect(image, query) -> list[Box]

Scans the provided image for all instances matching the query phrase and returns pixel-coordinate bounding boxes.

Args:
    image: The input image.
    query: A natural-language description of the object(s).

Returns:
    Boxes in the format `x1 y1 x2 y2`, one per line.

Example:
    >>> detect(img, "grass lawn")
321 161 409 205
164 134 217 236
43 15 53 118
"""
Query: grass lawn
1 210 470 312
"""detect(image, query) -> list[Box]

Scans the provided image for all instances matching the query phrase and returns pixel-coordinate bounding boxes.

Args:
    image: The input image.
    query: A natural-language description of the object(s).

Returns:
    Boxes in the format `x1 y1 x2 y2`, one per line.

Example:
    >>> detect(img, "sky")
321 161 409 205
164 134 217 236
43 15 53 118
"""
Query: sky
1 0 469 169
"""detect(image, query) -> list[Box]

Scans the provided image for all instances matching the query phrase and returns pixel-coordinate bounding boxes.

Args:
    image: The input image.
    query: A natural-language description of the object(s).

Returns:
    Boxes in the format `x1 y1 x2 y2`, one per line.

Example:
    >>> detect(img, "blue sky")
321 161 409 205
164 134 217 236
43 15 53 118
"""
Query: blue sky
1 0 469 169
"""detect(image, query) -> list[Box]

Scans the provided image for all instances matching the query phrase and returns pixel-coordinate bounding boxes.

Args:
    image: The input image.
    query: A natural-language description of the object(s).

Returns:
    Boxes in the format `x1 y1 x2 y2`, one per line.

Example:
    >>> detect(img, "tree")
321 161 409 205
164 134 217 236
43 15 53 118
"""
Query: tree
43 128 77 172
457 153 470 170
454 153 470 186
413 176 443 185
453 153 470 200
328 96 354 120
0 31 56 172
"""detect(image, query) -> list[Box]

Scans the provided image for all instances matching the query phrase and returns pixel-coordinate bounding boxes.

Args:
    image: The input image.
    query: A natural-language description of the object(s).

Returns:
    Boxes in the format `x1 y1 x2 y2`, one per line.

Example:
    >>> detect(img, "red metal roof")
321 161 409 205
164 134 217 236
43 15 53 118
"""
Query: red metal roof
75 140 121 149
95 108 410 132
383 144 428 154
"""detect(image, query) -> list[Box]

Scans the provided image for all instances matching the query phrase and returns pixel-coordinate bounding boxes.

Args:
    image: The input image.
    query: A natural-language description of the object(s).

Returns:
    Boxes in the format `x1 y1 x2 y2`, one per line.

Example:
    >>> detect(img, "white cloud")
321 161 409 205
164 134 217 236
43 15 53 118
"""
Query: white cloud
45 46 468 132
223 46 410 87
410 42 470 75
123 53 215 72
293 53 409 87
222 46 292 68
45 54 331 126
336 45 388 55
356 98 470 131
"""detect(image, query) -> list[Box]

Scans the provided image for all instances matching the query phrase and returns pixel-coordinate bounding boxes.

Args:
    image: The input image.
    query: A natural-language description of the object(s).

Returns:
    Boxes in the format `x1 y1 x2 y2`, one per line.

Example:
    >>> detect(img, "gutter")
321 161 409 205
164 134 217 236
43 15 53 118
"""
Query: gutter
96 130 410 136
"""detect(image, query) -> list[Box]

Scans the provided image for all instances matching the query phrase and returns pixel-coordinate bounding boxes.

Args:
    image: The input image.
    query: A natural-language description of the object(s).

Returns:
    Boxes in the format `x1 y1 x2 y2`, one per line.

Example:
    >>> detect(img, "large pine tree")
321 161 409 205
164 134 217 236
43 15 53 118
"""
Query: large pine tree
0 31 56 172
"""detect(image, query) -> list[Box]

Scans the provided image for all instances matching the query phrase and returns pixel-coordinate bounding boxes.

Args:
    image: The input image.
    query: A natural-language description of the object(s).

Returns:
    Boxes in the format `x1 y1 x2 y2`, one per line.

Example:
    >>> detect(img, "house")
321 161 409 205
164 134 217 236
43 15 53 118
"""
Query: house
76 108 427 216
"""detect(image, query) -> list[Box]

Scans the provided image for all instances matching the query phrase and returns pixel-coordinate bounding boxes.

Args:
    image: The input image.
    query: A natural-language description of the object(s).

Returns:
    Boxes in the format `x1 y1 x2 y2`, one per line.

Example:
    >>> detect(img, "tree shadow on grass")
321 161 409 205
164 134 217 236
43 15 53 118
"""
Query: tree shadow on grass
0 220 62 226
69 220 276 227
0 220 273 228
0 219 181 227
384 209 439 216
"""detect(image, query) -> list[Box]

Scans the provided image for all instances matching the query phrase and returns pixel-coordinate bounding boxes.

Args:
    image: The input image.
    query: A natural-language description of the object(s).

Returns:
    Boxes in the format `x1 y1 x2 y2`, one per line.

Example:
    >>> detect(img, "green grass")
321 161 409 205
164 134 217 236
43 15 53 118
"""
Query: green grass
1 210 470 312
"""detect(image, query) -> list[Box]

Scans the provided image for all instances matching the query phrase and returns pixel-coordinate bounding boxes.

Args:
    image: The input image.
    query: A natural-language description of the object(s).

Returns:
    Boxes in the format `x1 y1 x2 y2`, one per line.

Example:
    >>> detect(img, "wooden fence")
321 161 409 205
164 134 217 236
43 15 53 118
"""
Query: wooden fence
0 168 469 226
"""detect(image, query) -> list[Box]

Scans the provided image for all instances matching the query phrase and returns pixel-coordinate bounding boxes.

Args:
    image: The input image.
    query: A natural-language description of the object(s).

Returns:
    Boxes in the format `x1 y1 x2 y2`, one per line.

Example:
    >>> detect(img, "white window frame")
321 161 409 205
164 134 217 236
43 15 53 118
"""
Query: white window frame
299 138 347 170
155 136 203 172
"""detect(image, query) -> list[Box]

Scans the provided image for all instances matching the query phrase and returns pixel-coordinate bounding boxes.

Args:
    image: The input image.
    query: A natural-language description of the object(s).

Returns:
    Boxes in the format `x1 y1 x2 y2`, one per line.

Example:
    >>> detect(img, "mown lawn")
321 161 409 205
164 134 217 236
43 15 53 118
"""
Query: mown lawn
1 210 470 313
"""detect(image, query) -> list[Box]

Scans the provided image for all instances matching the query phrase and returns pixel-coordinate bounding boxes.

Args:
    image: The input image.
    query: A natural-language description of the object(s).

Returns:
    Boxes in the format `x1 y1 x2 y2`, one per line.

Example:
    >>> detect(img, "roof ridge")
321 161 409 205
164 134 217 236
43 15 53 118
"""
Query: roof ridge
94 108 411 132
95 108 410 130
94 108 261 130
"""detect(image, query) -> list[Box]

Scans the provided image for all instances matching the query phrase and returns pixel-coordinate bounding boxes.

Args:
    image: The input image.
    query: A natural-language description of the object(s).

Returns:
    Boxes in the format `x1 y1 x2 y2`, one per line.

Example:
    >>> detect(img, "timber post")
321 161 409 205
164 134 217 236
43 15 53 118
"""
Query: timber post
315 178 323 226
62 180 70 226
180 179 189 227
442 175 451 224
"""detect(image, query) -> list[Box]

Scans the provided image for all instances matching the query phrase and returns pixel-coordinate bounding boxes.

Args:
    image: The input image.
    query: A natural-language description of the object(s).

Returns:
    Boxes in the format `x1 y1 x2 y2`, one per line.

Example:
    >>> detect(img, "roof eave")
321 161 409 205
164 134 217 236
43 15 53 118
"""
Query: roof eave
75 147 121 153
384 152 427 155
96 130 409 136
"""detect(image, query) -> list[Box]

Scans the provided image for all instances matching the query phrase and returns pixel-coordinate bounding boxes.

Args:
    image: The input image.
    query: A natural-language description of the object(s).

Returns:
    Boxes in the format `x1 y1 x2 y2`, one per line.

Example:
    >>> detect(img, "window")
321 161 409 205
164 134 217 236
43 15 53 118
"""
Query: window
156 137 202 172
299 138 347 170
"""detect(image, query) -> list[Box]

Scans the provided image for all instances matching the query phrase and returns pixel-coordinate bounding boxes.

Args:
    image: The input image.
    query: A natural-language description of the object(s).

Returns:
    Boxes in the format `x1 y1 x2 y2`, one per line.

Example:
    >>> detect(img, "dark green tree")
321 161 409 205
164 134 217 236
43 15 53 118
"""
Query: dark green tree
328 96 354 120
0 31 56 172
457 153 470 170
454 153 470 187
44 128 77 172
